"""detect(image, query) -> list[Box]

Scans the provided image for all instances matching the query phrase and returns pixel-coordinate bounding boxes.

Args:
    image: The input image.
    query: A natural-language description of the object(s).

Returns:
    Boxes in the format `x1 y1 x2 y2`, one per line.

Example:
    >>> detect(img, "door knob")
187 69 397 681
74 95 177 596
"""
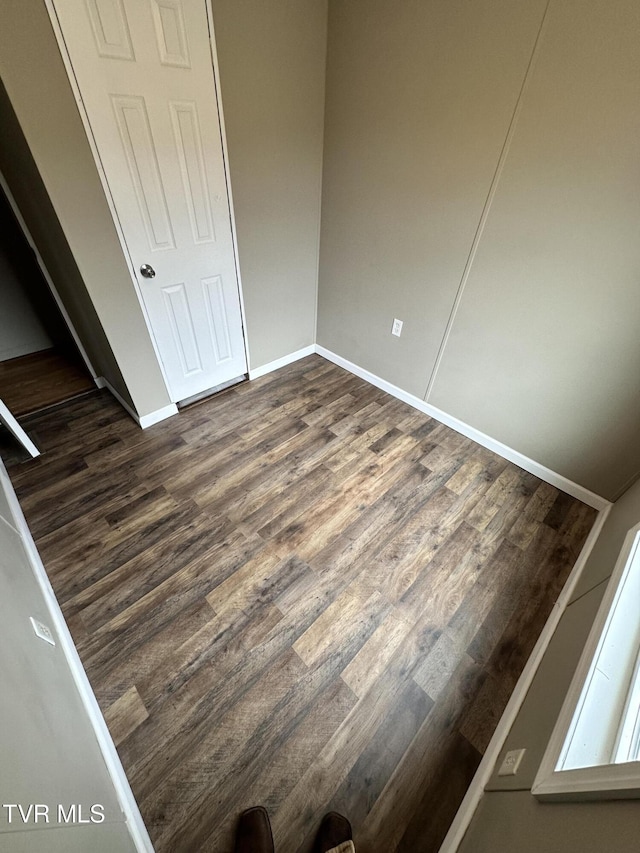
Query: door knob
140 263 156 278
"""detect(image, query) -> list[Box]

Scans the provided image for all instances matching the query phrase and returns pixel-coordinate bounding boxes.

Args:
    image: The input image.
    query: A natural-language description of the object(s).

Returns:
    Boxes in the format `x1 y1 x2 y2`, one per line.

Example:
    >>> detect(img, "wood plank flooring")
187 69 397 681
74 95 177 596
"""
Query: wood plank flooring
5 355 597 852
0 348 95 417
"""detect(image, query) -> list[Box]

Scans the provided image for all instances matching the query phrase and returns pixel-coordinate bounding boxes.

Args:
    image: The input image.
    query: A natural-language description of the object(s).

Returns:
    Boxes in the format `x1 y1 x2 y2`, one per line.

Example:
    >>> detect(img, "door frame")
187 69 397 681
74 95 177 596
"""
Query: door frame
43 0 252 404
0 167 99 383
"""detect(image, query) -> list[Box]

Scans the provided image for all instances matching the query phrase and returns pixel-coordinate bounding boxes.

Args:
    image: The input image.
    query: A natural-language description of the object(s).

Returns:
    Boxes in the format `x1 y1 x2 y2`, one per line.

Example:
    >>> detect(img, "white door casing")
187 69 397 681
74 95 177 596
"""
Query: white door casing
51 0 247 403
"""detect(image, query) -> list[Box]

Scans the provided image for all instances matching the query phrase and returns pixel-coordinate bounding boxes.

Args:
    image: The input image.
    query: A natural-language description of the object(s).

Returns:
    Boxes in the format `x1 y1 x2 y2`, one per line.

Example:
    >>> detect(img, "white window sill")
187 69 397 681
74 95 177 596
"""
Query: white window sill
533 523 640 801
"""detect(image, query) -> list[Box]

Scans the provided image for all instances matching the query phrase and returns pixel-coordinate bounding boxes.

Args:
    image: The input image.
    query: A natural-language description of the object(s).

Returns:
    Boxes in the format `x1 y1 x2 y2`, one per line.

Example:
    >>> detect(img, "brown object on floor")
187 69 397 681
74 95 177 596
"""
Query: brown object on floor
6 355 597 853
314 812 353 853
0 348 94 417
235 806 274 853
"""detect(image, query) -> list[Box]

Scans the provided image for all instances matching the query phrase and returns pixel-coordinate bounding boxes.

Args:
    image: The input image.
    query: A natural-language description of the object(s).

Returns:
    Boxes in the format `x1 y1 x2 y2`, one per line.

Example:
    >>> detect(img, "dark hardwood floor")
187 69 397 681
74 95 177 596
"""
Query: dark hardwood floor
5 355 597 852
0 348 95 416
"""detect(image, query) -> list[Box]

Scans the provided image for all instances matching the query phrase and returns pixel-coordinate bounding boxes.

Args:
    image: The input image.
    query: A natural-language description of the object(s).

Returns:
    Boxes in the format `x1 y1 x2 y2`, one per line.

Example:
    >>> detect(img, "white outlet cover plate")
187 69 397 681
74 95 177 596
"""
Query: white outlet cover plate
498 748 526 776
392 318 403 337
30 616 56 646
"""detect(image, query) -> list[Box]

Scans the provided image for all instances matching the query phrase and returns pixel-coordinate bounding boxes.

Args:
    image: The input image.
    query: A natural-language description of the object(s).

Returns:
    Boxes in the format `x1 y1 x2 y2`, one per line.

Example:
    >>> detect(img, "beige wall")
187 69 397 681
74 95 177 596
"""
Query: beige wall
317 0 640 501
430 0 640 502
459 790 640 853
458 476 640 851
0 0 171 419
3 0 639 496
211 0 327 370
0 210 52 361
318 0 547 397
0 463 136 852
1 0 327 407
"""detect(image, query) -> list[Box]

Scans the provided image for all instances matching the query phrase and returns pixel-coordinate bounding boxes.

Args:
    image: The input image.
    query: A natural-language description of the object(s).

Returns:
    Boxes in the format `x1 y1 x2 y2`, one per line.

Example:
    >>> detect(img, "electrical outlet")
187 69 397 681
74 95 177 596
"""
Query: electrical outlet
30 617 55 646
497 748 526 776
391 318 403 337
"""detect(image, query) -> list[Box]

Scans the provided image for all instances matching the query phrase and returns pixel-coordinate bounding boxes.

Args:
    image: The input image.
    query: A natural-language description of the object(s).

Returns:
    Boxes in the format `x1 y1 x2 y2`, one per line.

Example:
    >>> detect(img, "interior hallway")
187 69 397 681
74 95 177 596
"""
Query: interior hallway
5 355 596 852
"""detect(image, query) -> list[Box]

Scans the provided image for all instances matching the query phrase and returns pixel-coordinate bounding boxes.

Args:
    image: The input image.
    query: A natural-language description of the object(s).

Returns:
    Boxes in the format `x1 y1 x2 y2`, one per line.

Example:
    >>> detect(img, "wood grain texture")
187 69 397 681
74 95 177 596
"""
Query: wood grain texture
3 355 597 852
0 348 94 416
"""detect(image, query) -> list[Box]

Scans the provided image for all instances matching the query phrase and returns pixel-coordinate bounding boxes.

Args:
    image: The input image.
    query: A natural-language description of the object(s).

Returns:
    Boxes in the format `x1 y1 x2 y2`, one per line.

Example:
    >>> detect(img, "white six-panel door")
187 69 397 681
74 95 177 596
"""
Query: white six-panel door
51 0 247 402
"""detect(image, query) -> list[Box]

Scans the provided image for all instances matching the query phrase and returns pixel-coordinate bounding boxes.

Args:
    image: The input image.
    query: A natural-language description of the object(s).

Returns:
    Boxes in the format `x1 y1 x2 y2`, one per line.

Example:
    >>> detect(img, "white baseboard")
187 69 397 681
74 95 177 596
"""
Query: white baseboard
312 345 614 849
438 502 611 851
96 377 139 423
315 346 610 512
248 345 316 380
138 404 179 429
0 462 154 853
0 399 40 458
96 376 178 429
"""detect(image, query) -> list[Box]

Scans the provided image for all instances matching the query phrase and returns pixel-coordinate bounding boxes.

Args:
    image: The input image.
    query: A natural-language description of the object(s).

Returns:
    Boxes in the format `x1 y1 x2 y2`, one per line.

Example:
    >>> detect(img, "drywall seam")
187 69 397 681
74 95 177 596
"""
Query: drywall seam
611 468 640 504
439 501 611 852
316 345 610 511
423 0 553 403
568 575 610 608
